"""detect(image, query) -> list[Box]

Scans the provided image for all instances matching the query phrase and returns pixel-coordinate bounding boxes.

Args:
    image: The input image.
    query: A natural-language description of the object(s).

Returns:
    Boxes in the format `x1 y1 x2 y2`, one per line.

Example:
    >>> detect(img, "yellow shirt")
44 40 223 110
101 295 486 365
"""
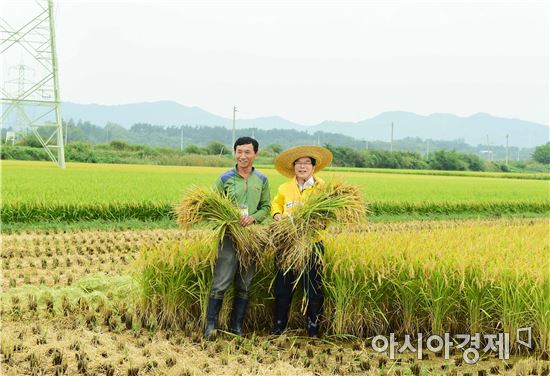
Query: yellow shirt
271 175 325 218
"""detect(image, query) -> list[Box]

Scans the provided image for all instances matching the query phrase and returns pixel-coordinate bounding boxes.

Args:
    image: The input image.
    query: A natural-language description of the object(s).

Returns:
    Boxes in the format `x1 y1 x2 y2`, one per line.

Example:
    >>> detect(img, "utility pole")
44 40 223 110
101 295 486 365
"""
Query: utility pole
390 122 394 152
232 106 237 155
180 125 184 152
486 134 492 161
426 139 430 160
505 134 509 166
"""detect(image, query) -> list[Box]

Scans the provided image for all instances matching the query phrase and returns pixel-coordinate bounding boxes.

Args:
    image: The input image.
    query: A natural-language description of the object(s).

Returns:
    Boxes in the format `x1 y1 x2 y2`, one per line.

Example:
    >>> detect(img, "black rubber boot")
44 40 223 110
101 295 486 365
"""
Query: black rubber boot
272 296 292 335
229 297 249 336
306 300 323 338
204 297 223 339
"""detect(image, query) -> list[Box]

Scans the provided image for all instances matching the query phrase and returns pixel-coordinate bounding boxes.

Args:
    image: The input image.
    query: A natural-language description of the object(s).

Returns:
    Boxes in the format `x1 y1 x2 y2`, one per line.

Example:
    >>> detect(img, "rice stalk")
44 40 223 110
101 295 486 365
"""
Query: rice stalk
175 186 269 268
270 181 367 273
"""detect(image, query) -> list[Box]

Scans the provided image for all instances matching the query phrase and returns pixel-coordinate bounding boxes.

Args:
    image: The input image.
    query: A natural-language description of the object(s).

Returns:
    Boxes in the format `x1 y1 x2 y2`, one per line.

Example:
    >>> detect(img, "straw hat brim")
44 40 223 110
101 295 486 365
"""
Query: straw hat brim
274 145 333 178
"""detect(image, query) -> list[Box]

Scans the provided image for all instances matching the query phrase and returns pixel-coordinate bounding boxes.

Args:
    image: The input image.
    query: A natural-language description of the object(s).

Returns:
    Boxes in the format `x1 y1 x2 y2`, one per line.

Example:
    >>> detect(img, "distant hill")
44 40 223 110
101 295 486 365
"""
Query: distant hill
60 101 549 147
61 101 304 130
312 112 548 149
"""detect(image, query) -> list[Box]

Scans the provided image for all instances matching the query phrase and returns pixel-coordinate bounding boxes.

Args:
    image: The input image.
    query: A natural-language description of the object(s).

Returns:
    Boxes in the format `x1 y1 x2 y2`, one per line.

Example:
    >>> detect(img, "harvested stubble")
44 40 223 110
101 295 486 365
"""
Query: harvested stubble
136 218 549 353
270 181 367 273
0 229 176 290
175 186 269 268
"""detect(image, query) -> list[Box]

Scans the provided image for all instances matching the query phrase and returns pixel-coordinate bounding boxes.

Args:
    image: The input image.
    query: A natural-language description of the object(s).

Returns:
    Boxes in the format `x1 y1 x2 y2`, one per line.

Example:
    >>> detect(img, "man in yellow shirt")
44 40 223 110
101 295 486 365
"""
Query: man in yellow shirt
271 145 333 338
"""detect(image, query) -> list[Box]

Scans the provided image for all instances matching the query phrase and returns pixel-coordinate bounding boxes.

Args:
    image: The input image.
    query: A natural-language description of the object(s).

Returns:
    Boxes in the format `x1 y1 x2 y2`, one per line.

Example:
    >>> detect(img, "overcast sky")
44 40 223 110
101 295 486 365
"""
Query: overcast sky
4 0 549 125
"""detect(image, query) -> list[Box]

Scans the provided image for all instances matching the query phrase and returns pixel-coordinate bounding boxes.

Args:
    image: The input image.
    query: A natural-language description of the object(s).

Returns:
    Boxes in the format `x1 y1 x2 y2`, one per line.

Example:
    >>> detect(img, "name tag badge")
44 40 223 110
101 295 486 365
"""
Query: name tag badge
285 201 303 209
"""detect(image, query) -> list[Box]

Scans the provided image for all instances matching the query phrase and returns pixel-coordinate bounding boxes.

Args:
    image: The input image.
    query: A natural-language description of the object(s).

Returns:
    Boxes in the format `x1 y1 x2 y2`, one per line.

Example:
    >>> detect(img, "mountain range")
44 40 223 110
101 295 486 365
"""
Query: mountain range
60 101 549 148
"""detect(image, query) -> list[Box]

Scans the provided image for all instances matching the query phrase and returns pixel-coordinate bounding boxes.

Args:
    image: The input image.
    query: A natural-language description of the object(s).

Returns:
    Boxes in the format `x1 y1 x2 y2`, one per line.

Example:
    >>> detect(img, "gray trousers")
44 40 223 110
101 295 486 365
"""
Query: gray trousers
210 236 256 300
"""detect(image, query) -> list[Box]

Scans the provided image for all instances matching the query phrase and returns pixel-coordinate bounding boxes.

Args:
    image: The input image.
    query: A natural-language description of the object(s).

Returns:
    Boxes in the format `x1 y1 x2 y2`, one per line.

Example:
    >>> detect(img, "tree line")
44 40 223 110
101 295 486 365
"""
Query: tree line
1 119 548 172
3 137 549 172
1 119 537 160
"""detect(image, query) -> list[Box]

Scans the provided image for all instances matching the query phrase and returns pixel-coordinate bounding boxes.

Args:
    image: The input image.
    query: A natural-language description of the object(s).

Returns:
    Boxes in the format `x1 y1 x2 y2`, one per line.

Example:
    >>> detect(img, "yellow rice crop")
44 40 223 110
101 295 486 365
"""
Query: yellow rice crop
269 181 367 273
175 186 269 268
138 218 549 353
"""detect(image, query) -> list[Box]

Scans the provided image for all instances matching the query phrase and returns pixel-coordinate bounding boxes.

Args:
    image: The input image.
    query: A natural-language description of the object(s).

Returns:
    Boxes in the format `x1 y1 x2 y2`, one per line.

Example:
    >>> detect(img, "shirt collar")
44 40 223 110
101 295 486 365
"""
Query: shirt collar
234 165 255 176
296 176 315 191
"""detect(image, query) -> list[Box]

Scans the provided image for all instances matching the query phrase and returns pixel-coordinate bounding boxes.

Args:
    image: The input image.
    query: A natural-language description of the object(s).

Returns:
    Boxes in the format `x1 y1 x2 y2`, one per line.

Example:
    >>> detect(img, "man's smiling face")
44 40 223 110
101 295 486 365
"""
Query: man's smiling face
294 156 315 181
235 143 257 170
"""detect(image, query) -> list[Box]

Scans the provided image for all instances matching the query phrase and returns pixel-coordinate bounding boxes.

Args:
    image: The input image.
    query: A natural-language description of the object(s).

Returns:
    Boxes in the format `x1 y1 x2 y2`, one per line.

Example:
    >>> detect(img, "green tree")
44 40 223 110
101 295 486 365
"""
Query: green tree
267 144 283 154
532 142 550 164
184 144 206 154
16 134 42 148
109 140 130 150
324 144 366 167
428 150 468 171
206 141 228 155
461 153 485 171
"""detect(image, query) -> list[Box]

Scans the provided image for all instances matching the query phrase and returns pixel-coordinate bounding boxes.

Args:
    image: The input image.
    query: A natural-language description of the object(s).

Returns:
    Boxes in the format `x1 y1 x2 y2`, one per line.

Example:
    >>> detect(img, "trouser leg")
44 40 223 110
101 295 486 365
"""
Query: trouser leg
273 255 296 334
205 237 238 338
235 262 257 300
230 262 256 335
305 241 324 337
209 236 239 299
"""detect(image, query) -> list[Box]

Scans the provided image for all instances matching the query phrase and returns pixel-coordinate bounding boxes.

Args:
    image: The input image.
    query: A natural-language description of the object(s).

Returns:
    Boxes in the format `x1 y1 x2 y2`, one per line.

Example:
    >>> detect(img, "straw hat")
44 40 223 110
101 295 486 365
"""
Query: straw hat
274 145 333 178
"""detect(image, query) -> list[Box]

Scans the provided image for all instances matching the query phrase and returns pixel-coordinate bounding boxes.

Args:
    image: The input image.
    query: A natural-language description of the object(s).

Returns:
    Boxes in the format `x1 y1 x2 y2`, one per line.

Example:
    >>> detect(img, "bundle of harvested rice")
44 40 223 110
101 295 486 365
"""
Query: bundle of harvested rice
175 186 269 268
270 181 367 273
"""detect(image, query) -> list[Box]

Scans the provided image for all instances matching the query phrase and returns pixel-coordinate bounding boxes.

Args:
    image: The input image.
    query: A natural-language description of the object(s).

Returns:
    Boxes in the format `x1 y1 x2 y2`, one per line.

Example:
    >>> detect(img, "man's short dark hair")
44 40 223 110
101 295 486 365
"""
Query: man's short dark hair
234 137 259 153
294 157 316 166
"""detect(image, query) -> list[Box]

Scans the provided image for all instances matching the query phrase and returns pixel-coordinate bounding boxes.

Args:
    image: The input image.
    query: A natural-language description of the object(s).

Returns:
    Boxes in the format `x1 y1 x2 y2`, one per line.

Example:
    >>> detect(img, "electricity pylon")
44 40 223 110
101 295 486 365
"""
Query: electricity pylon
1 0 65 168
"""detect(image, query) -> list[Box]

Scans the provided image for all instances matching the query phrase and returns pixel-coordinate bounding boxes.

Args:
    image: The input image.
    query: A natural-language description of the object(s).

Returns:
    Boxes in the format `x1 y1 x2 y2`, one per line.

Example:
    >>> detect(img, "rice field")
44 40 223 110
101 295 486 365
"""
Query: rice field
1 160 549 374
2 160 549 224
1 219 549 375
318 166 550 180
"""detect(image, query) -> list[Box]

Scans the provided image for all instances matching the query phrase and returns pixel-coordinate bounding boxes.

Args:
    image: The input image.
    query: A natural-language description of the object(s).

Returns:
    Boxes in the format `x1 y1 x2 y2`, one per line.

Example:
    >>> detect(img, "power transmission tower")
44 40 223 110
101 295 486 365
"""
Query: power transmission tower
1 0 65 168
